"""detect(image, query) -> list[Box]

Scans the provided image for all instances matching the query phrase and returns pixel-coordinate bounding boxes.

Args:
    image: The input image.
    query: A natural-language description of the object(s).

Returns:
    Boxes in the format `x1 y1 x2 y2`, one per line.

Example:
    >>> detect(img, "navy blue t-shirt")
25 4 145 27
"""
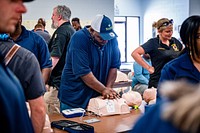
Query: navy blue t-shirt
159 52 200 84
0 61 34 133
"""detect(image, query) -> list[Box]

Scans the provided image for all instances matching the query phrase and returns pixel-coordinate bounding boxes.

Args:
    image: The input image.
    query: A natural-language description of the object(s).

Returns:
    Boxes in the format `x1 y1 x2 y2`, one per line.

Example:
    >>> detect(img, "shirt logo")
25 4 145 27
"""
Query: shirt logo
106 25 113 31
171 44 179 51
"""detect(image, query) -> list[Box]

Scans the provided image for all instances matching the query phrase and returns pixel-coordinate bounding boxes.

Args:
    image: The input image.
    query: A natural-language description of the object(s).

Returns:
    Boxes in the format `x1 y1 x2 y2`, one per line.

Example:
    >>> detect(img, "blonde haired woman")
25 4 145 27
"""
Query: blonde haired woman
131 18 183 102
132 18 183 88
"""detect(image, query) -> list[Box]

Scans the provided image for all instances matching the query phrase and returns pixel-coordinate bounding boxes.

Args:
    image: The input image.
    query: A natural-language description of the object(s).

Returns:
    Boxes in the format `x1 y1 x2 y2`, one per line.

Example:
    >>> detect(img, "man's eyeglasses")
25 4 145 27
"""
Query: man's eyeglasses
158 19 173 29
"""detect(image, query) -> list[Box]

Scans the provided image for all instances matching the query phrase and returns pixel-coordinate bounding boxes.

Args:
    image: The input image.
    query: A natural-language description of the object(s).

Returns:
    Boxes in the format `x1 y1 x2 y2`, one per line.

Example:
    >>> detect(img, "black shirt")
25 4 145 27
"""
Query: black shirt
48 21 75 88
142 36 183 88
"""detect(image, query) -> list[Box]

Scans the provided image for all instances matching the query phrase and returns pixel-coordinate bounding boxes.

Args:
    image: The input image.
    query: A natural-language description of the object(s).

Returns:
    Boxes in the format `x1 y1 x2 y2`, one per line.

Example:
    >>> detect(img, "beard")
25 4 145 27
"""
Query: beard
51 21 59 29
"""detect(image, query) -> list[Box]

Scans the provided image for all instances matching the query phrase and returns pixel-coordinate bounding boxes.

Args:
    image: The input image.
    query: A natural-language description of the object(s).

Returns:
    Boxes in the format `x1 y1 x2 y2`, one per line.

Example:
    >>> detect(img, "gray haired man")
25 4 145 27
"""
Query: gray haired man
45 5 75 114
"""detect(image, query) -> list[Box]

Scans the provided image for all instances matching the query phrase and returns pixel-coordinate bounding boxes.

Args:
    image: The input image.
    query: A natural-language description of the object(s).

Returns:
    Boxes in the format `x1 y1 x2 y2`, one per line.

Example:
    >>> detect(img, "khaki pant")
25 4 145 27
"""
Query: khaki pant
44 85 60 114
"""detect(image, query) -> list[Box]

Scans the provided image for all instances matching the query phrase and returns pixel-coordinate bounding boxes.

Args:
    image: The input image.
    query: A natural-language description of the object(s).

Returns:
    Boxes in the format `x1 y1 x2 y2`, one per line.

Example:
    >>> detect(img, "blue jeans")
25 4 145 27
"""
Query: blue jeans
60 102 74 112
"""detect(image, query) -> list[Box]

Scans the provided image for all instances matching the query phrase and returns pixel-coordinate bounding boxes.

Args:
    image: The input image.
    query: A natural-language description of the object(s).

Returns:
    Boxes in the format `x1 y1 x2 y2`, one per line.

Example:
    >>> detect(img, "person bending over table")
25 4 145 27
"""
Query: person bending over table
58 14 121 111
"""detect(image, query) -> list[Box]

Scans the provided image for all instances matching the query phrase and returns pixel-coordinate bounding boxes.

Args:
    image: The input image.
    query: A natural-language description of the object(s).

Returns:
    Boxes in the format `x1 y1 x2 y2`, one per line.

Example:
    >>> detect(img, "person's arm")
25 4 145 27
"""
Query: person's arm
131 47 154 74
24 53 46 133
28 96 46 133
106 68 117 88
51 56 59 69
41 67 52 84
81 72 118 99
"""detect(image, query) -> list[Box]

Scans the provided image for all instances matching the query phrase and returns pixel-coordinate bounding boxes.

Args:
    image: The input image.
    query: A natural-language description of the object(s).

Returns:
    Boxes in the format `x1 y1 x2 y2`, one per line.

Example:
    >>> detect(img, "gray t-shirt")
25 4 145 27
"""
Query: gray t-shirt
0 40 45 100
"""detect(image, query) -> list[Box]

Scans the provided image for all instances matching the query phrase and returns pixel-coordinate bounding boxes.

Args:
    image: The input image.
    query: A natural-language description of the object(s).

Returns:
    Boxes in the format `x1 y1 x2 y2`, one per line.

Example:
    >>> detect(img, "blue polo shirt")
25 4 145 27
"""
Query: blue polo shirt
14 26 52 69
59 27 121 109
159 52 200 84
0 61 34 133
156 52 200 100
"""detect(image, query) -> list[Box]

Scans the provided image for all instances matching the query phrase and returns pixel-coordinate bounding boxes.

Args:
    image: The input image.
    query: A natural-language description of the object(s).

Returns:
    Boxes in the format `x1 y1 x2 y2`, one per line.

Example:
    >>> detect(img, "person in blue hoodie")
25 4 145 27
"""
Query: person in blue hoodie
131 53 151 96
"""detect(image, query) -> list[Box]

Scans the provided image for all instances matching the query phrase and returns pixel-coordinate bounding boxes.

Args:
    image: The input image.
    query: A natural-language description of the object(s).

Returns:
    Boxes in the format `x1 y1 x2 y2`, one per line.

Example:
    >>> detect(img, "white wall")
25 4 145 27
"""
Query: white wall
189 0 200 15
115 0 142 16
141 0 189 42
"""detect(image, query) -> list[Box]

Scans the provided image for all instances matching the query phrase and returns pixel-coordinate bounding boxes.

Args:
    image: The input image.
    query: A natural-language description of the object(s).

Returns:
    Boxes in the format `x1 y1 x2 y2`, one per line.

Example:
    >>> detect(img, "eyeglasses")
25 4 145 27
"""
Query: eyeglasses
158 19 174 29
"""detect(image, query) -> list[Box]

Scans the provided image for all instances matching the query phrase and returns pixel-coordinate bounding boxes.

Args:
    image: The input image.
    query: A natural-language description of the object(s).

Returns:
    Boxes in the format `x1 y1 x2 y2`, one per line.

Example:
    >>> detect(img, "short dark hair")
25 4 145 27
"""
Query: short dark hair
34 23 44 29
72 17 80 24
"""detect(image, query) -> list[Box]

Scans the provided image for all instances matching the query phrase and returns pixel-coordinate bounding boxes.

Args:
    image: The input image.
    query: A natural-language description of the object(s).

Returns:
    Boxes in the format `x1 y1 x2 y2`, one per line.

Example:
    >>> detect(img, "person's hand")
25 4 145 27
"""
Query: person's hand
148 66 155 74
143 88 157 103
102 87 120 99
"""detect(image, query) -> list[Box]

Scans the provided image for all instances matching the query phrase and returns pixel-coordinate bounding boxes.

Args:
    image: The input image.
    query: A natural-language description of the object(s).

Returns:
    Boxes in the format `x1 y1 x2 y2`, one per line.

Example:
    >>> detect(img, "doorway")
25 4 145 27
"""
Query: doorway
114 16 140 63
